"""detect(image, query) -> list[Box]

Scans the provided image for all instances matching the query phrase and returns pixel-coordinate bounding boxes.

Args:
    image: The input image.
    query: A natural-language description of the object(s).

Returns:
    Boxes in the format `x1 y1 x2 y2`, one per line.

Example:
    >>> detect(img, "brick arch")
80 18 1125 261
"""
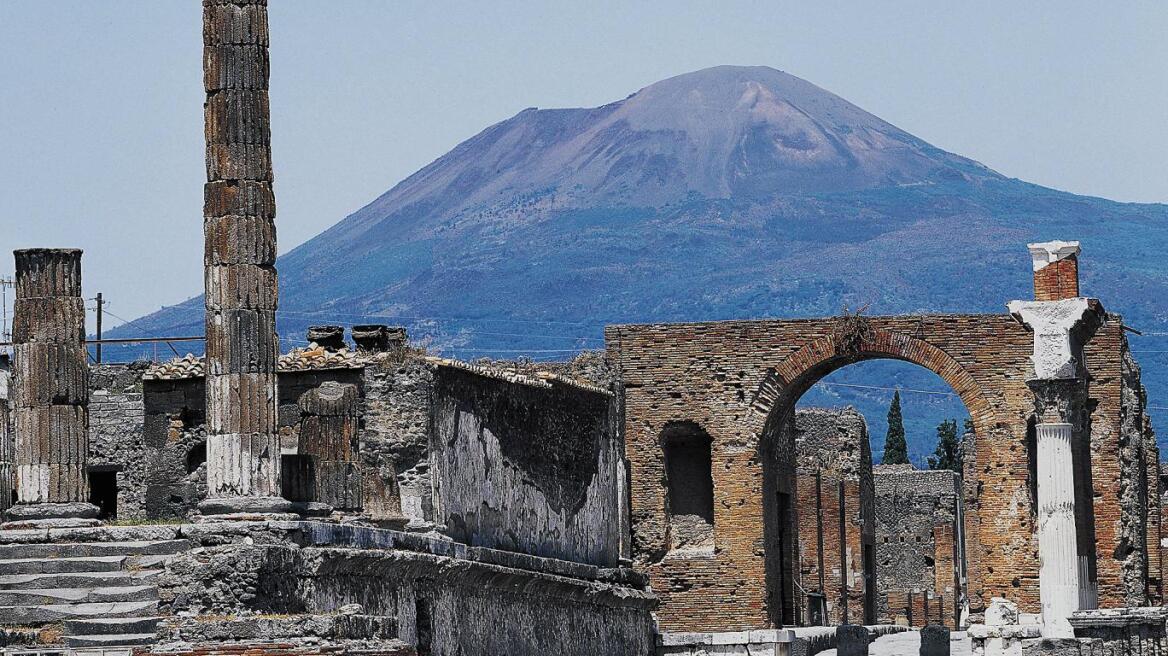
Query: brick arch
751 327 998 441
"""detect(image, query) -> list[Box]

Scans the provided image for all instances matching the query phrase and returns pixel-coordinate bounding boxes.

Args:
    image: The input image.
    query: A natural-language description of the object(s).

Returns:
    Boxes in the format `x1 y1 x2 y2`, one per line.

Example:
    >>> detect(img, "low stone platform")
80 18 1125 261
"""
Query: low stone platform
0 521 657 656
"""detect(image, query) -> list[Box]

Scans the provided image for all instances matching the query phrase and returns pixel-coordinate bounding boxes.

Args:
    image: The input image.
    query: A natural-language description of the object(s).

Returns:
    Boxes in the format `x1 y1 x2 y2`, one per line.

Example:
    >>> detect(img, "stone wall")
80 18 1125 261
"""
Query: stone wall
89 363 148 519
873 464 963 628
0 396 10 513
793 407 875 626
430 364 623 567
147 521 656 656
606 313 1156 632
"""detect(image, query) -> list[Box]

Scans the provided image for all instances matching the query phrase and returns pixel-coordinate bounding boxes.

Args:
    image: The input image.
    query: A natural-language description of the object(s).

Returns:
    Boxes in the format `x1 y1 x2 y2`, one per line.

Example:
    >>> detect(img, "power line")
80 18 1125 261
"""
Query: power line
811 381 959 397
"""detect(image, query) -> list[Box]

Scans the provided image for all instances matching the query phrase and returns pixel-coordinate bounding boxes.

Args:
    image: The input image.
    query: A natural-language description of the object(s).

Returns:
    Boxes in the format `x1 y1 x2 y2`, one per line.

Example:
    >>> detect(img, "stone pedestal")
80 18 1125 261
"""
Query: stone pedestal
836 624 869 656
199 0 289 517
3 249 99 527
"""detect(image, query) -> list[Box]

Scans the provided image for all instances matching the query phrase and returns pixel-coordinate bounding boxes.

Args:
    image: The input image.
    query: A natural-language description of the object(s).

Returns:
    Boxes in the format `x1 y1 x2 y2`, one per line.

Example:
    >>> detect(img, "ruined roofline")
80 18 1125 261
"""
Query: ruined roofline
422 356 613 396
142 348 611 395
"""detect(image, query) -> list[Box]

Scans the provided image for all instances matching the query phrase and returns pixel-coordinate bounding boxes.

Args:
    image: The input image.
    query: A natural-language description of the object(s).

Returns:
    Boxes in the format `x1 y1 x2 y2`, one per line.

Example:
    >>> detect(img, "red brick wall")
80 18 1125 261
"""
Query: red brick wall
1033 256 1079 301
607 313 1148 632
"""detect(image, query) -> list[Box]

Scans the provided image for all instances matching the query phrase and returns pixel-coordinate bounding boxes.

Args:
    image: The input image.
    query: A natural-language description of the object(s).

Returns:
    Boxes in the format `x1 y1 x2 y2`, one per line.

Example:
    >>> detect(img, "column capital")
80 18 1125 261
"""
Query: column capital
1007 297 1104 381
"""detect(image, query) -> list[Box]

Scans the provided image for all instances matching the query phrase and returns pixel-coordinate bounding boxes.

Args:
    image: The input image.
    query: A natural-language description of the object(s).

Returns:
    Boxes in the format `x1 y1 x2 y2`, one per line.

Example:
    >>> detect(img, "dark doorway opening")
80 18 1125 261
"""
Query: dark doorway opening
89 469 118 520
863 542 877 625
415 595 433 656
776 490 794 626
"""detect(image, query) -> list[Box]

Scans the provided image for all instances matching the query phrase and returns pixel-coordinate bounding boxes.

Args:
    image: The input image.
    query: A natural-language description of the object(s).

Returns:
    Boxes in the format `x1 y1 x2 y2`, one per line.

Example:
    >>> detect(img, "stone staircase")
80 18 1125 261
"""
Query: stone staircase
0 540 191 648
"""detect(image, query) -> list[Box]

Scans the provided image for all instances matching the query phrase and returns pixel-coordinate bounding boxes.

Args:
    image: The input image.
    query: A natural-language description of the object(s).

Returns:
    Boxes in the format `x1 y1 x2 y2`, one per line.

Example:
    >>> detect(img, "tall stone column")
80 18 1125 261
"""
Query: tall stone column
199 0 289 515
1010 289 1102 638
3 249 99 526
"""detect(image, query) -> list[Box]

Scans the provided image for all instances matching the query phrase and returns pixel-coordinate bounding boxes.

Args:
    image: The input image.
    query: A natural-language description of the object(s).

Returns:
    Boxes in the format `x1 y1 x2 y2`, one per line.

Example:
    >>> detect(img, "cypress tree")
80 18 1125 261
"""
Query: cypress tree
882 390 909 465
928 418 962 472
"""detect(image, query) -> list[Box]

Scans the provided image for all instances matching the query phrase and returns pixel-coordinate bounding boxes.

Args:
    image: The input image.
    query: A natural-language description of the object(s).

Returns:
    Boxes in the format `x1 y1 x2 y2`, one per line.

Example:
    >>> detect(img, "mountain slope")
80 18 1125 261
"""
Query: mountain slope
118 65 1168 460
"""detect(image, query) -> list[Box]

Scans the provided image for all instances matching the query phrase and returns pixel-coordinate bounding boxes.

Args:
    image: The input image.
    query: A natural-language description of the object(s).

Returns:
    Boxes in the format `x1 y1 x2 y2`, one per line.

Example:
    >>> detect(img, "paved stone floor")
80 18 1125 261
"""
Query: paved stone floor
817 630 972 656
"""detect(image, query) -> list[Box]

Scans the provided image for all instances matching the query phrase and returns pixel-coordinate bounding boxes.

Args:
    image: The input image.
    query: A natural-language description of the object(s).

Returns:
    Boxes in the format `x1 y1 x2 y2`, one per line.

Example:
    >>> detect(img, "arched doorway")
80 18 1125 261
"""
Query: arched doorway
755 325 994 628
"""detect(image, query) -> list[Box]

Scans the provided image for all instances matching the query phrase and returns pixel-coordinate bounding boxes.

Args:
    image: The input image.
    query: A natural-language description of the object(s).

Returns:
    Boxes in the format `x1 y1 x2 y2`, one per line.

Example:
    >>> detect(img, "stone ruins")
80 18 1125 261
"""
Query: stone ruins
0 2 1165 656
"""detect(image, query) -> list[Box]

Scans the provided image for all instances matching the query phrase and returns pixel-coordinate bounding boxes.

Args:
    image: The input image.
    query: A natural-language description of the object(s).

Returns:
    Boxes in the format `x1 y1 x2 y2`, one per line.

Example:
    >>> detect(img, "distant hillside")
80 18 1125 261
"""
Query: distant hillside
115 66 1168 459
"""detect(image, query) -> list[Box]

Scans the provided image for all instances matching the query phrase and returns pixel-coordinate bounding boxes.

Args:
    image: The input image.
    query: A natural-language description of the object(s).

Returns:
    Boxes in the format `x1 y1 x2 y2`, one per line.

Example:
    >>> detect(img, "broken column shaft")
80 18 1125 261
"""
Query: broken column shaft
200 0 288 515
297 382 362 511
4 249 98 524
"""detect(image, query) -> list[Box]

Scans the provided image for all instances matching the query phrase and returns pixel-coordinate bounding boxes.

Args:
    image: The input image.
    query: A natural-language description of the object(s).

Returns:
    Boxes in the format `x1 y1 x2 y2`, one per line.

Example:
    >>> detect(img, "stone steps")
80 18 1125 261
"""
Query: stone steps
0 556 126 575
0 568 161 590
64 633 160 648
0 599 160 624
0 539 188 648
64 616 163 636
0 539 192 560
0 584 157 606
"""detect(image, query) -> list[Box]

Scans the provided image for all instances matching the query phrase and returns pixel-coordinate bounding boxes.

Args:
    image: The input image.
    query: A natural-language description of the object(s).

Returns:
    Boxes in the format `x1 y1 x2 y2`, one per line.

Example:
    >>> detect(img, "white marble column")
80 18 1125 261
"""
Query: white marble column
1035 421 1079 638
1009 295 1102 639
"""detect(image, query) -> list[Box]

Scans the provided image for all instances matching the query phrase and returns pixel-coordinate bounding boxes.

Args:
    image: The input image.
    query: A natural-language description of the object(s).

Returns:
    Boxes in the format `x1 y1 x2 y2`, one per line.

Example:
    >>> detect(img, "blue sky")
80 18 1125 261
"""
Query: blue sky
1 1 1165 325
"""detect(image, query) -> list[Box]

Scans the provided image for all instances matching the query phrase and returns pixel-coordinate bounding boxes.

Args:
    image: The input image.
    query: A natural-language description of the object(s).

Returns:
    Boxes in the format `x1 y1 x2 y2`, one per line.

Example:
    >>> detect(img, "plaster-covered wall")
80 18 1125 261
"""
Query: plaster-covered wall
430 365 623 567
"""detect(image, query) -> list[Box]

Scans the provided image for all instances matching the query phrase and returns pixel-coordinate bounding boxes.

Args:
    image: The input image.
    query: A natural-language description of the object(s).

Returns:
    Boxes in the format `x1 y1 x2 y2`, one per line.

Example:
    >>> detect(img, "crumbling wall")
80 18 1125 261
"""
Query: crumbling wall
143 377 207 518
154 522 656 656
89 363 148 519
430 365 622 566
793 407 874 626
359 355 433 526
874 465 962 627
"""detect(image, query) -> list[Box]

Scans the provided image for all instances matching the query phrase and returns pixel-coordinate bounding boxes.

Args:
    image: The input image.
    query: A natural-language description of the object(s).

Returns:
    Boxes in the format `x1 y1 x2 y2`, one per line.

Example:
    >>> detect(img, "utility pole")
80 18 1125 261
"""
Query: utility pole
94 293 104 364
0 276 13 347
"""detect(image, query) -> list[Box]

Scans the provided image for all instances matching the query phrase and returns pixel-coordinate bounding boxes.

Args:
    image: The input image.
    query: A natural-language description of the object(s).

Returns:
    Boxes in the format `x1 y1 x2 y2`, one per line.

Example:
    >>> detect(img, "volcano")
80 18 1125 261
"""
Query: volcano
118 65 1168 461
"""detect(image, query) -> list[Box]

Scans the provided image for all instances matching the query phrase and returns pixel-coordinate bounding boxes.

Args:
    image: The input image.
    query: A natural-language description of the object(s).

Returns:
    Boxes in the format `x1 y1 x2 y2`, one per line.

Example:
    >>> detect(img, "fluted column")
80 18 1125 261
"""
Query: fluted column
1010 291 1103 638
199 0 289 515
297 382 362 511
1035 421 1079 637
4 249 99 525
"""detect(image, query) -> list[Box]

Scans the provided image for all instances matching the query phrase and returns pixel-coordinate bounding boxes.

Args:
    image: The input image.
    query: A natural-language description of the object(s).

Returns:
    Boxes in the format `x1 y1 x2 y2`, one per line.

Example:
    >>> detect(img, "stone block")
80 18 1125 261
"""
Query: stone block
921 624 950 656
836 624 869 656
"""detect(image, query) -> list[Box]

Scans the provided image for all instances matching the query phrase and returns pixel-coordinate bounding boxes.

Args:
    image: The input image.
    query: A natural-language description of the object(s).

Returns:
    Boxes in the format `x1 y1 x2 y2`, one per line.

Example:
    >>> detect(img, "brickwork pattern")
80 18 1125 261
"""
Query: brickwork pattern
1033 256 1079 301
606 313 1151 632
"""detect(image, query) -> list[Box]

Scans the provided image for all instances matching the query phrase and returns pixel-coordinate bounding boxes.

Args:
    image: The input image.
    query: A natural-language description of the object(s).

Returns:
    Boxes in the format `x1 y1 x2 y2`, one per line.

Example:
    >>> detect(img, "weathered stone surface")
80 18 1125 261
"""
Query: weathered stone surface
3 501 99 520
794 407 874 626
836 624 869 656
201 0 283 511
204 215 277 265
306 326 346 351
10 298 85 343
874 465 963 628
431 365 622 566
8 248 93 512
920 625 950 656
12 249 82 299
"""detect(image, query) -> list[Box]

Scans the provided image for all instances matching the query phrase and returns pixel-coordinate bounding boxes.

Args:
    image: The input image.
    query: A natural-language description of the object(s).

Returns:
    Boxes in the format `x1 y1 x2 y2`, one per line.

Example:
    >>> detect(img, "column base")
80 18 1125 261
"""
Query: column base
1 502 102 529
197 495 296 521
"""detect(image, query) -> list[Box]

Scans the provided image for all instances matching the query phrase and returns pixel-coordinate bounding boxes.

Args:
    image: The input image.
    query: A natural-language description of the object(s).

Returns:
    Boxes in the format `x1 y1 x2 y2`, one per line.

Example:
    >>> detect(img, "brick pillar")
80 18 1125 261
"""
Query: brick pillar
297 382 362 511
1028 241 1080 301
4 249 99 525
1009 295 1104 638
199 0 289 516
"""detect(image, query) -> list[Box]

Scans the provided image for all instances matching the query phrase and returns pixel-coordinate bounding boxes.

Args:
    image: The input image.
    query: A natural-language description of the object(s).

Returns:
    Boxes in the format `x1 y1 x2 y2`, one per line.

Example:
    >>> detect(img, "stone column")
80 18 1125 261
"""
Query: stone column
199 0 289 516
297 381 362 511
1009 295 1103 638
4 249 99 525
